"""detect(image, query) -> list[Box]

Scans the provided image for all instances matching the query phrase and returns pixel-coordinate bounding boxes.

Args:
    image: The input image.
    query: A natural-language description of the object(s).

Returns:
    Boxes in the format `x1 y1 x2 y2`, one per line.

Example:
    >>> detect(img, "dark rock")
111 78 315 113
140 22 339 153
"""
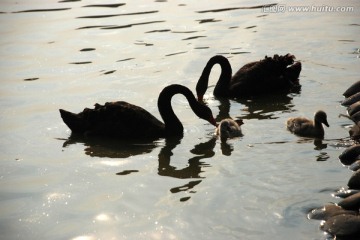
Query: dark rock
350 160 360 171
342 92 360 107
347 101 360 116
308 204 357 221
332 188 360 198
348 170 360 189
343 81 360 98
321 214 360 237
339 145 360 165
338 192 360 211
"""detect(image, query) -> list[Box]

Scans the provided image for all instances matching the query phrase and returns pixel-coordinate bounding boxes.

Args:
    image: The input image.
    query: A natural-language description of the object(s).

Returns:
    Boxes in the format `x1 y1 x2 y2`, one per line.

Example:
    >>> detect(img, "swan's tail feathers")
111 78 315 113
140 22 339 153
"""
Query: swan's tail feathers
59 109 86 133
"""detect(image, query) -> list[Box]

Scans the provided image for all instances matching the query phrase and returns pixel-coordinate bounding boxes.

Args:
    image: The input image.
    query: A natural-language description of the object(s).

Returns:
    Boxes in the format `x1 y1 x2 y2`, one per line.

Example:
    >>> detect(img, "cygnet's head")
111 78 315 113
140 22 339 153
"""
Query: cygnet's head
314 110 329 127
216 119 243 140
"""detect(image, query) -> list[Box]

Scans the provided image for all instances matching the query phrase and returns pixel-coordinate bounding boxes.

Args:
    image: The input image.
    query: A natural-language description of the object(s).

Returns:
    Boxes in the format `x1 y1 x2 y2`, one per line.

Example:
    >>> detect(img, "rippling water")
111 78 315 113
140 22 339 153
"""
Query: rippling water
0 0 359 239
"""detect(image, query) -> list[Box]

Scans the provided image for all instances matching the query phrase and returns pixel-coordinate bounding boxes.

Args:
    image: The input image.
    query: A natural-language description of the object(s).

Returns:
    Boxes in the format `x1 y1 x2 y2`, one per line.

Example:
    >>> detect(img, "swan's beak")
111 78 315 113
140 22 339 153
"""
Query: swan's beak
210 117 218 127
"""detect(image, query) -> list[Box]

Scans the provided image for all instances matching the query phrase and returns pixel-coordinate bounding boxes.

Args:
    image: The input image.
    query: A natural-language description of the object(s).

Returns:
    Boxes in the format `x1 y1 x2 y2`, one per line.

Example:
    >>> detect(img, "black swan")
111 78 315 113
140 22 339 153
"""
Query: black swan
286 110 329 138
215 119 243 140
196 54 302 100
59 84 217 139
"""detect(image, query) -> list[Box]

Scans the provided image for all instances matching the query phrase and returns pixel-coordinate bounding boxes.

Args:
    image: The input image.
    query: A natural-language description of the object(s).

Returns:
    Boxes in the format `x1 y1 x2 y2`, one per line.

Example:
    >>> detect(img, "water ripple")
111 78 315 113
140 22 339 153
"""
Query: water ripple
77 25 113 30
77 10 158 19
217 51 251 55
69 61 92 64
82 3 126 8
101 70 116 75
80 48 96 52
182 36 206 41
172 30 199 34
24 78 39 81
196 18 221 24
194 47 209 49
134 42 153 46
116 58 135 62
116 170 139 175
165 51 187 57
59 0 80 2
100 21 166 30
145 29 171 33
13 8 71 13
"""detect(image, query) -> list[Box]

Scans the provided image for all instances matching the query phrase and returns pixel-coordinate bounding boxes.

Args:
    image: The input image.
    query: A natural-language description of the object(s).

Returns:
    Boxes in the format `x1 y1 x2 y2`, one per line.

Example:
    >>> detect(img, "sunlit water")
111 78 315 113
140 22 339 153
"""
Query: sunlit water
0 0 359 239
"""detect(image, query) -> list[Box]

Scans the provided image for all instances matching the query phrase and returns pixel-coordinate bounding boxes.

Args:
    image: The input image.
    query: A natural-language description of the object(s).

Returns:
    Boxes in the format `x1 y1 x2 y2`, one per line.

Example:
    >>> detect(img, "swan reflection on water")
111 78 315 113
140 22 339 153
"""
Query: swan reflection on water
157 137 216 179
61 134 159 158
295 138 328 151
237 92 297 120
212 92 298 121
157 136 236 201
60 133 237 201
202 89 298 126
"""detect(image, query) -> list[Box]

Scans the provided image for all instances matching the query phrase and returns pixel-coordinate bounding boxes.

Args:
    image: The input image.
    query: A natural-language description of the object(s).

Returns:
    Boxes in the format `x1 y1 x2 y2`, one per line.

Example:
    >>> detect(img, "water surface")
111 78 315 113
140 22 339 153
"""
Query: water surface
0 0 359 239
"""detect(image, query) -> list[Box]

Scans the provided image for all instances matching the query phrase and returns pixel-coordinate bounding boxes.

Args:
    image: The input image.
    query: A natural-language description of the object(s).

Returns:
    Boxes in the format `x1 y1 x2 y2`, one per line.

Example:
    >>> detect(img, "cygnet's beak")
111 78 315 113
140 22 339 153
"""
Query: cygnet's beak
324 120 330 127
235 119 244 126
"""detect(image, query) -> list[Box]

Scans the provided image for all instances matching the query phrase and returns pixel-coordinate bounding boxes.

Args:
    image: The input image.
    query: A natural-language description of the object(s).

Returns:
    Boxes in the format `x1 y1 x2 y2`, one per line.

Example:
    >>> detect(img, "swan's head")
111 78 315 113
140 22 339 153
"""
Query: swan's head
314 110 329 127
196 103 217 126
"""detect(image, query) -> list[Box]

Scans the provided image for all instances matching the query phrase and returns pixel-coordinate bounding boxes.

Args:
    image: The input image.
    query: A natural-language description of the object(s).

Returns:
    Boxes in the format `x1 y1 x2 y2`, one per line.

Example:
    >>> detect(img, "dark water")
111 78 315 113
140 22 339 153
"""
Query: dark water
0 0 359 239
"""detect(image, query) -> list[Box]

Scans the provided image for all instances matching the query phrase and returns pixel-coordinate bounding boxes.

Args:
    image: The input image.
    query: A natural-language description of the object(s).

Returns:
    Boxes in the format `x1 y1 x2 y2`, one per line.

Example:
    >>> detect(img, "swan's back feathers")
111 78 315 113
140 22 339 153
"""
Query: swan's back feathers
230 54 301 96
60 101 165 138
287 117 315 135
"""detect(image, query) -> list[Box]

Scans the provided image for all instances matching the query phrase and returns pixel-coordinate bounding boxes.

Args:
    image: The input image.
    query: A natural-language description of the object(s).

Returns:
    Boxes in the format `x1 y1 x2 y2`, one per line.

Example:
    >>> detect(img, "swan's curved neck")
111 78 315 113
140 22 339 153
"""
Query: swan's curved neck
158 84 206 137
196 55 232 98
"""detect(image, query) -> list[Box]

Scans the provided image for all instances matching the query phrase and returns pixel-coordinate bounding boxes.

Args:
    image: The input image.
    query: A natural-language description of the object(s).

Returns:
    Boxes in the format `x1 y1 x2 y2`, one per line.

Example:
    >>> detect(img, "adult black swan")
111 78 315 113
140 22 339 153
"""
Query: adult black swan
59 84 217 139
196 54 302 100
